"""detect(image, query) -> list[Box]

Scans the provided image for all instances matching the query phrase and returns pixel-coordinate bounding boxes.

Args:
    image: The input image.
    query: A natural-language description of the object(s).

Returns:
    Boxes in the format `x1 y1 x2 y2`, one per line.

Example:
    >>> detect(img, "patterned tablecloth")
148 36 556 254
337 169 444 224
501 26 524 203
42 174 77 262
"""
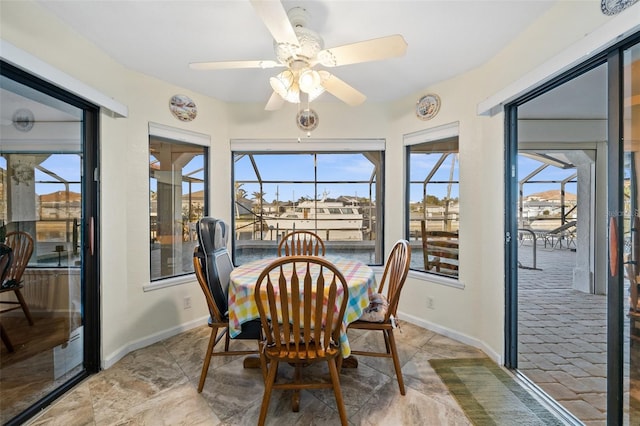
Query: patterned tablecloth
228 256 376 357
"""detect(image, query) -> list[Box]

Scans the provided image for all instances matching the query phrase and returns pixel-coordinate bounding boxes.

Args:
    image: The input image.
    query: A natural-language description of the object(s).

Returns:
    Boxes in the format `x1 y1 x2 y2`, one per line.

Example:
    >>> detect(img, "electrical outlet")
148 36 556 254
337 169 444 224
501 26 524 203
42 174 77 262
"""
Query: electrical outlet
184 296 192 309
426 296 434 310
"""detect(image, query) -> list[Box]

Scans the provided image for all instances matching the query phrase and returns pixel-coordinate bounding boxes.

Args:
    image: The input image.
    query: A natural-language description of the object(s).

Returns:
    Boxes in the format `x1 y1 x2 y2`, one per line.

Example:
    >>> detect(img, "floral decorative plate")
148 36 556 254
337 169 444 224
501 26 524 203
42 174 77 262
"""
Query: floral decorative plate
169 94 197 122
296 108 318 131
416 94 441 120
601 0 638 15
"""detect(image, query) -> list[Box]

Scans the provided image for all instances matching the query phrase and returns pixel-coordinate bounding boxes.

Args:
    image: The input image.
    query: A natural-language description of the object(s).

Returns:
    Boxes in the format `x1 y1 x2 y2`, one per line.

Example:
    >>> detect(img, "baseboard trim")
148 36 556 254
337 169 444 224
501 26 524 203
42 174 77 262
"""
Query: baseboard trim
102 316 208 369
399 310 503 365
102 312 502 370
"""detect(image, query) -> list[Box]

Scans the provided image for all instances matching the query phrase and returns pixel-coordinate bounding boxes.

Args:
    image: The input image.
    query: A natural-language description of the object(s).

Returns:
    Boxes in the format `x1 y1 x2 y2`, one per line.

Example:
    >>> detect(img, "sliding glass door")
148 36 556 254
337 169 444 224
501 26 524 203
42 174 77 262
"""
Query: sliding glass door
0 62 99 425
619 39 640 425
507 34 640 424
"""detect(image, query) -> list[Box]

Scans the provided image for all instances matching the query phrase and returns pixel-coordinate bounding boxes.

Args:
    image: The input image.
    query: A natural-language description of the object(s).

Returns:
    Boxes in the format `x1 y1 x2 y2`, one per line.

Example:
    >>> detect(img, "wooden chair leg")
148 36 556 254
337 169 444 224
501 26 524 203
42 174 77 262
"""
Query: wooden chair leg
14 288 34 325
327 359 348 426
197 326 220 393
386 329 405 395
224 330 230 351
258 360 278 426
1 323 14 352
292 364 302 412
259 343 268 382
383 330 391 354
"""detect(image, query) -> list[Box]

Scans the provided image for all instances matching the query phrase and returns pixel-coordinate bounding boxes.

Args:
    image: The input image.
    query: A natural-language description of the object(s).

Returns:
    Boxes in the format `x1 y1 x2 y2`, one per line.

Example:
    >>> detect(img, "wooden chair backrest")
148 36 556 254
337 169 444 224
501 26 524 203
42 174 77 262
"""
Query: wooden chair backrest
377 240 411 319
254 256 348 358
421 222 458 275
4 231 33 283
278 231 325 257
0 243 13 285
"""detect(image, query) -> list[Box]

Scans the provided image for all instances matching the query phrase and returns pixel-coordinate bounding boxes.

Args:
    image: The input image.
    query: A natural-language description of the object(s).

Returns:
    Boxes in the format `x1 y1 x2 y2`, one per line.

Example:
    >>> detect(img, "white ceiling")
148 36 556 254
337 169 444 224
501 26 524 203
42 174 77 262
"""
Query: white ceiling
519 63 608 119
36 0 557 105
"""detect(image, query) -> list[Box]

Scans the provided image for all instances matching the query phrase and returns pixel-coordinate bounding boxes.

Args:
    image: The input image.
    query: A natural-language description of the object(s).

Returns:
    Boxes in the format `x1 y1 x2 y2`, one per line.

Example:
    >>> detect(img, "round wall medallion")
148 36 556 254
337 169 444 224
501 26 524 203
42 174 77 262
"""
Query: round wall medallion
296 108 318 132
169 94 197 122
12 108 35 132
416 94 441 121
601 0 638 15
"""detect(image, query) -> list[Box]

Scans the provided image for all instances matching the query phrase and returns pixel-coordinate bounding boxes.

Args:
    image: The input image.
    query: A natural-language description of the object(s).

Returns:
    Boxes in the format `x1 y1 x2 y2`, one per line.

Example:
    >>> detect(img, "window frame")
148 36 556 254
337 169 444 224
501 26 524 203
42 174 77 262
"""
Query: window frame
404 122 461 282
230 138 385 266
145 123 209 290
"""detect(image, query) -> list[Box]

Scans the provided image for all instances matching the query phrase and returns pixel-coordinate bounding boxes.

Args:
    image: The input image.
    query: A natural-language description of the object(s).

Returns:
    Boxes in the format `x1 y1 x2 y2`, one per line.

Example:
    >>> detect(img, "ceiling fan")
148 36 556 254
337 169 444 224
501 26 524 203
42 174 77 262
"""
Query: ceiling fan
189 1 407 110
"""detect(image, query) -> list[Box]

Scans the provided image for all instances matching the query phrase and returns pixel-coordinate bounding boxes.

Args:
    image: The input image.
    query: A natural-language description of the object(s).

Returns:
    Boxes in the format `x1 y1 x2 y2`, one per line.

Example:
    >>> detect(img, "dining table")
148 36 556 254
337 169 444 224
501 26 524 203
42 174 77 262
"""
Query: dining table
228 255 377 358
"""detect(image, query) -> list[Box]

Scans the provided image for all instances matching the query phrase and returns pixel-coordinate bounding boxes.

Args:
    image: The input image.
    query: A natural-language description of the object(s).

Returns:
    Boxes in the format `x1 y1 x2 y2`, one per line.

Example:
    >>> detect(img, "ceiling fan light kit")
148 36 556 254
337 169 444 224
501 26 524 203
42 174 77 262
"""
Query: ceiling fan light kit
189 1 407 111
298 69 322 93
269 67 326 104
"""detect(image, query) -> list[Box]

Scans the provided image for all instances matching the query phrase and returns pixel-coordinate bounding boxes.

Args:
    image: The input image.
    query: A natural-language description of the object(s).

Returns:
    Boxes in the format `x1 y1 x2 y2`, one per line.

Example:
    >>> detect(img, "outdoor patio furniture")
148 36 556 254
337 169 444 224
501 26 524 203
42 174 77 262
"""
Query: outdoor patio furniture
421 221 458 275
532 221 577 249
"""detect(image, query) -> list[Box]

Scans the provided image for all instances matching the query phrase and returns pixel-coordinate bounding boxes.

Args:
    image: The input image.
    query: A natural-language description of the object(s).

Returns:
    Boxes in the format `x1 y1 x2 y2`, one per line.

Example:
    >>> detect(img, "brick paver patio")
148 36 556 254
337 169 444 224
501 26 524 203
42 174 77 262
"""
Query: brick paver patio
517 242 607 425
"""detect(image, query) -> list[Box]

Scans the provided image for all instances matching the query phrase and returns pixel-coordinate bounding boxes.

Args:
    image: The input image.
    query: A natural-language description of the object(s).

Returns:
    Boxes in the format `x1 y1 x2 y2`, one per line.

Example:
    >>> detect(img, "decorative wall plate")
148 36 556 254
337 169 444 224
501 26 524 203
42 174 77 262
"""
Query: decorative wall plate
12 108 34 132
601 0 638 15
169 94 197 122
296 108 319 131
416 94 440 120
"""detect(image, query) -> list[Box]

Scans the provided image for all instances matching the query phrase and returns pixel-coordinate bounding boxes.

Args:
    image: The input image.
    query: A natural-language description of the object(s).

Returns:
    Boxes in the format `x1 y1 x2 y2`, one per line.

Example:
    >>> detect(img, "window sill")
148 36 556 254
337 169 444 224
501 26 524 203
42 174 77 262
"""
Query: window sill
144 274 196 292
408 269 464 289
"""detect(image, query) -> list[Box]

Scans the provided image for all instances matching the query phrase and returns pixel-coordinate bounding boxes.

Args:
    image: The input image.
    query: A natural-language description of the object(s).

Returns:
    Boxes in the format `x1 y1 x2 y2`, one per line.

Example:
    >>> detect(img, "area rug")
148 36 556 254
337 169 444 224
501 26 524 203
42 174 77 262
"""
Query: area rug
429 358 564 425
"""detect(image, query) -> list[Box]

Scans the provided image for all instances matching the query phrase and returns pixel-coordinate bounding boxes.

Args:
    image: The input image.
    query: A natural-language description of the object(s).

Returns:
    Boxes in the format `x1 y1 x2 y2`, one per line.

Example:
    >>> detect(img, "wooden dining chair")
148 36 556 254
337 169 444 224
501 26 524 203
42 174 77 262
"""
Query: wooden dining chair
347 239 411 395
193 218 260 393
0 243 15 352
254 255 349 426
626 263 639 312
421 221 458 276
277 230 325 257
0 231 35 326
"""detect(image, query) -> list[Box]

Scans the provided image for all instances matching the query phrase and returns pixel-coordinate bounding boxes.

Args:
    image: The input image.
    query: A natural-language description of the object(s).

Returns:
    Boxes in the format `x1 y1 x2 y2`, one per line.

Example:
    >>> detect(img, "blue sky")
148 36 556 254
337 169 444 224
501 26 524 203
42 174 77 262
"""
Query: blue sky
235 153 378 203
3 152 574 202
518 156 577 197
0 154 82 195
148 153 205 196
233 153 575 204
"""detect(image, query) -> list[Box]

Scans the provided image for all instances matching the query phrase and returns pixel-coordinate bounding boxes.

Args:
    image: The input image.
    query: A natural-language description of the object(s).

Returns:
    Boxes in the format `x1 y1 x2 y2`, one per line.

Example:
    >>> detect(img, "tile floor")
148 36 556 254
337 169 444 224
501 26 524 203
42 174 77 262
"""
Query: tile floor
25 322 496 425
20 243 602 425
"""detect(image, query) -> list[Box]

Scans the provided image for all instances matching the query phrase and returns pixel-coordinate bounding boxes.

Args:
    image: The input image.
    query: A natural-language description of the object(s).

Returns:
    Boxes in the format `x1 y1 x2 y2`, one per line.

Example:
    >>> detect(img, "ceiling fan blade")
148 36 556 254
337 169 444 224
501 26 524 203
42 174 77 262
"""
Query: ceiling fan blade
265 91 285 111
318 35 407 67
320 72 366 106
250 0 299 46
189 60 281 70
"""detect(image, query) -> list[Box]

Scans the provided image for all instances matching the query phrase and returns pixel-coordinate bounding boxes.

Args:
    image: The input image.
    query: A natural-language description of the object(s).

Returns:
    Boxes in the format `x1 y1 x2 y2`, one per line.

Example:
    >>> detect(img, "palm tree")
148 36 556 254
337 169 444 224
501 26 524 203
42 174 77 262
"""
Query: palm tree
252 190 266 204
252 190 267 215
235 182 247 200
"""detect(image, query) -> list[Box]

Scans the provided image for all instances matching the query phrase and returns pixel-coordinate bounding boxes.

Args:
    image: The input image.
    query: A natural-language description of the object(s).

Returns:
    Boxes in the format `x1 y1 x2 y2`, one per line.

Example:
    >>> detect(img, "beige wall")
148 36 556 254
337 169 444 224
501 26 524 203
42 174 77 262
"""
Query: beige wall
0 0 633 367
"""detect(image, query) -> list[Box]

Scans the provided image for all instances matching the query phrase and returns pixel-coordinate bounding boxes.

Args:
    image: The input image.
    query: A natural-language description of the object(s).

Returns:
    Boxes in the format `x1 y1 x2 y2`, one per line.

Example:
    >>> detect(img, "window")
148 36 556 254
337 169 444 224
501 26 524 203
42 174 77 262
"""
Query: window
149 132 207 281
407 135 459 278
232 149 384 266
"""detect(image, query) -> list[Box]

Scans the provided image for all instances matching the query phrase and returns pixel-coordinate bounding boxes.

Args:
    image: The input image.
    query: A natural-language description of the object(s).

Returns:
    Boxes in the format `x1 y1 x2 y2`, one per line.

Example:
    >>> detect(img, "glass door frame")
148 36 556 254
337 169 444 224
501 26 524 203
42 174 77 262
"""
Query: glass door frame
1 61 100 426
606 45 624 426
505 32 640 425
